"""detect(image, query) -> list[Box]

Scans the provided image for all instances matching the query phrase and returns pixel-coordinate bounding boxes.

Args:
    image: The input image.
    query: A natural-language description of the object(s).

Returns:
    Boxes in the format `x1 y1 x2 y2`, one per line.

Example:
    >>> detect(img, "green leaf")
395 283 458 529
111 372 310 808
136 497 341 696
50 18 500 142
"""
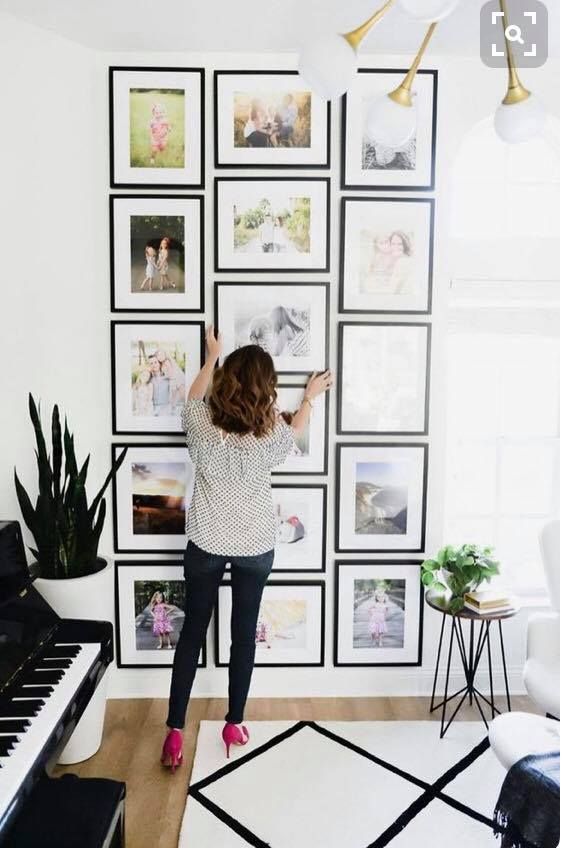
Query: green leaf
421 558 440 572
88 446 128 524
421 571 435 587
52 404 62 500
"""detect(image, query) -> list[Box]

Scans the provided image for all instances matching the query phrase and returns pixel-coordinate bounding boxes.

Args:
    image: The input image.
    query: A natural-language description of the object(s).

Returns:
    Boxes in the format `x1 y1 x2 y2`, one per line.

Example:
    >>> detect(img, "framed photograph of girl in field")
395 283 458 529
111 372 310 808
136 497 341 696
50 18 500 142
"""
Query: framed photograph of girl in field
109 66 204 188
214 71 330 168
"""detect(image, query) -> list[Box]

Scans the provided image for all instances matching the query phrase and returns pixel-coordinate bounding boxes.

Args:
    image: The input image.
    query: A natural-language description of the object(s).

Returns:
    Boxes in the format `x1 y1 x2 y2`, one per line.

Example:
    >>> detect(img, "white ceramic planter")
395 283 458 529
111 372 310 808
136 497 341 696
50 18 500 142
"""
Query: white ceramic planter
34 558 114 765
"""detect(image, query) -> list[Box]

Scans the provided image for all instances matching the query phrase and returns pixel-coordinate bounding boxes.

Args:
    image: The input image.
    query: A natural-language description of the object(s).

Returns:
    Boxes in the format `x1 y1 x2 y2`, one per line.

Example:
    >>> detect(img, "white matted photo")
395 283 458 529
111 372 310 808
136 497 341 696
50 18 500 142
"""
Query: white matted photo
340 197 434 314
214 178 330 271
275 385 328 476
215 581 325 666
342 69 437 191
336 443 427 553
337 322 430 435
335 561 423 666
271 485 327 572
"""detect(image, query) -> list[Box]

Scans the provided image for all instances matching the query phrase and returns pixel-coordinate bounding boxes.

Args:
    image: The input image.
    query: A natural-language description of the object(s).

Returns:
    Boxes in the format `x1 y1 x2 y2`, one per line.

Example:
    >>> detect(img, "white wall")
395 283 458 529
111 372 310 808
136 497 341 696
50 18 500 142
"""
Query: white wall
0 11 557 700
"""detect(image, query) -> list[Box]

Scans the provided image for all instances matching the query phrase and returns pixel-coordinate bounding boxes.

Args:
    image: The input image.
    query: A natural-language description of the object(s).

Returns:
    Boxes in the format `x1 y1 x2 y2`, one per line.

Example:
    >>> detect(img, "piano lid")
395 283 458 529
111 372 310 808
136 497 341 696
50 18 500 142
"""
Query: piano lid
0 521 34 606
0 585 59 693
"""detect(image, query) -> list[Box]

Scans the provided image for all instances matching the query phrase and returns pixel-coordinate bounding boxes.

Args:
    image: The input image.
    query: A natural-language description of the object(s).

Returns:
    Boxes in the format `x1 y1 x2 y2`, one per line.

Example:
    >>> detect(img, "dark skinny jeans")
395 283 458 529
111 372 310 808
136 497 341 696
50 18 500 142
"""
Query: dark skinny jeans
166 540 274 729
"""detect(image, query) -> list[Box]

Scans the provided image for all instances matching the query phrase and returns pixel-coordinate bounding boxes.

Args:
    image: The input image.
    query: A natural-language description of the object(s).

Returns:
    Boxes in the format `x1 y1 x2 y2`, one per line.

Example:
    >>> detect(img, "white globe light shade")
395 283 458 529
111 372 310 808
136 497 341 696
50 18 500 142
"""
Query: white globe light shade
397 0 459 22
298 34 357 101
365 94 417 147
494 95 547 143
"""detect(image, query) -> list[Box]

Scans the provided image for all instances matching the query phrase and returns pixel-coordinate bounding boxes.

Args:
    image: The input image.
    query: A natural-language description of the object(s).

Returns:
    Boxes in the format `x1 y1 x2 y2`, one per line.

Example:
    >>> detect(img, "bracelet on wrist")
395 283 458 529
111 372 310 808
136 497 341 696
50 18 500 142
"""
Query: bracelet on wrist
303 395 314 409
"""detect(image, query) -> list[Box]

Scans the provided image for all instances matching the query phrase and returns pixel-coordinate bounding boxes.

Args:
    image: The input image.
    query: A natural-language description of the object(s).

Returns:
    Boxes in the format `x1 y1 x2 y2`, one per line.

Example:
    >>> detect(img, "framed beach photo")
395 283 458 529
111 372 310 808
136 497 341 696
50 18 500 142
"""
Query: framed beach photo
335 443 428 553
109 66 204 188
115 561 206 669
111 320 204 435
214 178 330 272
337 322 431 435
214 70 330 168
110 194 204 313
334 561 423 667
215 581 325 667
339 197 434 314
274 385 328 476
215 281 329 375
342 69 437 191
112 443 193 554
271 484 327 572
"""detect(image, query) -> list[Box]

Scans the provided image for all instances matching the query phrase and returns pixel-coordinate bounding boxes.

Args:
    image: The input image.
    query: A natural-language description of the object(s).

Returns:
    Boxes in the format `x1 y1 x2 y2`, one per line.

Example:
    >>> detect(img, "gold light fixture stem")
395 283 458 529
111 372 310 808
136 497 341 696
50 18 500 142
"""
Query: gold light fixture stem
498 0 530 104
388 22 438 107
344 0 396 50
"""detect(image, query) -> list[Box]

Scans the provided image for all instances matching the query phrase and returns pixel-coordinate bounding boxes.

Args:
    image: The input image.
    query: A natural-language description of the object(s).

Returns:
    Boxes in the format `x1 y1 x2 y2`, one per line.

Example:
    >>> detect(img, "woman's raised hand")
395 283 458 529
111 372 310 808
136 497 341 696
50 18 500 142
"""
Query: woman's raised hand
305 369 333 400
205 325 223 363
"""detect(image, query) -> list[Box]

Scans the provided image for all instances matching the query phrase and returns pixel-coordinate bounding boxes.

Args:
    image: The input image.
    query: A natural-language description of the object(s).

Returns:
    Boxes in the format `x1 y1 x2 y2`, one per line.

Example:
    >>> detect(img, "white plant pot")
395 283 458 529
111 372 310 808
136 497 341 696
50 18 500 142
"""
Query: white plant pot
34 558 114 765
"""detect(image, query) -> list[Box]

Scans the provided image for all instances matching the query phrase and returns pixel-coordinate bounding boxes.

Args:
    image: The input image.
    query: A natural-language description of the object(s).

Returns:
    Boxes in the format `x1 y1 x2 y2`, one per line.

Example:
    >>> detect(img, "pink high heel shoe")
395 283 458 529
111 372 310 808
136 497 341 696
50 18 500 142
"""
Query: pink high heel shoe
161 728 183 773
222 723 249 759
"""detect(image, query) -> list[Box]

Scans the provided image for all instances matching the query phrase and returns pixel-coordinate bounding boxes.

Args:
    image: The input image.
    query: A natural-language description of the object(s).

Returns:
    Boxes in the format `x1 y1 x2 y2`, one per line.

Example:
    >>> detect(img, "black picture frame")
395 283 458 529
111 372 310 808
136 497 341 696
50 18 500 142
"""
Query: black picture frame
273 383 329 477
214 580 326 668
213 70 331 169
109 65 205 189
269 483 328 572
338 196 435 316
214 177 331 273
114 559 207 669
336 321 431 436
109 193 205 314
341 68 438 192
333 560 424 667
334 442 428 554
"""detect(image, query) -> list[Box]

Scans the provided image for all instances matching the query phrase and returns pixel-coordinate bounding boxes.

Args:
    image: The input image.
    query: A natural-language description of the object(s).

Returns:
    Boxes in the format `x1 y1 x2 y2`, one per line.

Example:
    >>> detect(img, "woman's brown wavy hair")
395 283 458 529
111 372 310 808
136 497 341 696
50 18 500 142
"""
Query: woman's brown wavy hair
209 345 278 438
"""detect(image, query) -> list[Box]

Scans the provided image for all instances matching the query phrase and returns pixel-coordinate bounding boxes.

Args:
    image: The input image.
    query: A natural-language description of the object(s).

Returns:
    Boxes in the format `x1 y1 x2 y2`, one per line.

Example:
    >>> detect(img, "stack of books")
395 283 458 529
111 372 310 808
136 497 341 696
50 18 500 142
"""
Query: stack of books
464 590 514 616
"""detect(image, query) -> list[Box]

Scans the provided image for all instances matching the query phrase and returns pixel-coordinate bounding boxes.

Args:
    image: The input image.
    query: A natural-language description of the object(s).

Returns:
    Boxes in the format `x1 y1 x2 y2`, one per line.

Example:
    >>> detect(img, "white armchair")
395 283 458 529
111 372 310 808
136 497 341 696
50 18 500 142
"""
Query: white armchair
523 520 560 718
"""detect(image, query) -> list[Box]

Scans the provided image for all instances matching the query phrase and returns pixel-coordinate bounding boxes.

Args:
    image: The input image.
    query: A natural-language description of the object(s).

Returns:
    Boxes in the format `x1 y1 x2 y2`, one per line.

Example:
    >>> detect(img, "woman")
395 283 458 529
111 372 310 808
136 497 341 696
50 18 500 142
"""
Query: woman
161 327 332 770
270 306 309 357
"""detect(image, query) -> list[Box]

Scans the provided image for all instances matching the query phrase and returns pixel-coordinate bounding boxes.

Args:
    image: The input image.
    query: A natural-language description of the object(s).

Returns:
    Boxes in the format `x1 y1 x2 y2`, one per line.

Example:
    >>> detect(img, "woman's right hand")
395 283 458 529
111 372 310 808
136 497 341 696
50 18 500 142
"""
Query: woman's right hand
305 369 333 400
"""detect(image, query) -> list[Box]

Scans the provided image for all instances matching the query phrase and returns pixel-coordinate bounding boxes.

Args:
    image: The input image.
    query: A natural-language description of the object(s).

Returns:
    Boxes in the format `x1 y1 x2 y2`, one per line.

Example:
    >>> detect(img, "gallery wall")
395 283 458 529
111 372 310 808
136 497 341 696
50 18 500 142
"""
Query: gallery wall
1 10 556 699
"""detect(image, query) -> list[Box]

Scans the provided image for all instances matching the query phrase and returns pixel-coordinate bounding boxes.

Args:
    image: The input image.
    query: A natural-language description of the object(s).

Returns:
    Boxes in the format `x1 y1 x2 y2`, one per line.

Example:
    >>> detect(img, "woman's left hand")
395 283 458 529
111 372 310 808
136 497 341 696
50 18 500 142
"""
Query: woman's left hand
206 325 223 363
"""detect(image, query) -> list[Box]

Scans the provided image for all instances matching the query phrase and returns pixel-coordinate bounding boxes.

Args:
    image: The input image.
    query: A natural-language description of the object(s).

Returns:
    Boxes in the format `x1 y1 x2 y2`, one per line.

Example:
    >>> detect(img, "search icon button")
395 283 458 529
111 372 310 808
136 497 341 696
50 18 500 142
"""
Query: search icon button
505 23 524 43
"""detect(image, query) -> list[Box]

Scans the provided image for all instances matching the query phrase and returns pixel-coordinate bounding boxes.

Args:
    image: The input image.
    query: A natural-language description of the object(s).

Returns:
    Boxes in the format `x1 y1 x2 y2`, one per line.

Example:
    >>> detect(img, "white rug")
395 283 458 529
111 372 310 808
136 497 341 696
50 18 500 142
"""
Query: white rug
179 721 506 848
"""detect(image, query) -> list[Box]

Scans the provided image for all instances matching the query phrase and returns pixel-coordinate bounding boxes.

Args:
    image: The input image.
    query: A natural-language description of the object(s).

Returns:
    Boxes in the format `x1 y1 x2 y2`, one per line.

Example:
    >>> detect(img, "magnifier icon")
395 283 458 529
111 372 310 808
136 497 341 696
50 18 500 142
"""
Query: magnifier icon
505 23 524 44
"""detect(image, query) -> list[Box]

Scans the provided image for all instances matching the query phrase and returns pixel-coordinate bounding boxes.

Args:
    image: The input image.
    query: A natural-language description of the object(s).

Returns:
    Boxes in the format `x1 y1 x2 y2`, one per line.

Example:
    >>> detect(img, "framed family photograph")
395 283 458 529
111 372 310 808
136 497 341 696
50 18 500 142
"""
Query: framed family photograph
337 322 431 435
274 385 328 476
109 66 204 188
334 561 423 667
342 69 438 191
335 443 428 553
215 581 325 667
111 320 204 435
215 281 329 375
214 70 330 168
112 443 193 553
271 484 327 572
115 561 206 668
110 194 204 312
214 178 330 272
339 197 435 314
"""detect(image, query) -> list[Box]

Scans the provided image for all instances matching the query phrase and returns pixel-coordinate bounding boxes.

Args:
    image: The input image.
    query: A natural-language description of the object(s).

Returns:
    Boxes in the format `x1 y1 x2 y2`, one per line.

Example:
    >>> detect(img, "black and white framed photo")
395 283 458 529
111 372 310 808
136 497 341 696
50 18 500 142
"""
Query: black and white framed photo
215 581 325 667
215 281 329 375
337 322 431 435
214 178 330 272
214 70 330 169
339 197 434 314
115 561 206 668
110 194 204 313
334 561 423 667
111 320 204 435
112 443 193 553
274 385 328 476
109 66 204 188
271 484 327 572
342 69 437 191
335 443 428 553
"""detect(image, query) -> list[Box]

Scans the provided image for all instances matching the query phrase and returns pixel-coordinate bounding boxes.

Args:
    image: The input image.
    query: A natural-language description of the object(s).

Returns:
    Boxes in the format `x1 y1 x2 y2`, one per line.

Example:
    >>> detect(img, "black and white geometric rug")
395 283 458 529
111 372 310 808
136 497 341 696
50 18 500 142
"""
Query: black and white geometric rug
180 721 506 847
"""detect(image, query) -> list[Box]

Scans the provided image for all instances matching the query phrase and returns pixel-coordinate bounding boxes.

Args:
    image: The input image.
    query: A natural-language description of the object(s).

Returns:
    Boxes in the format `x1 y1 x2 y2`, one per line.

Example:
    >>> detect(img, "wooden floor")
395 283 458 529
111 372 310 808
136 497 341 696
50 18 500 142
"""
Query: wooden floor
55 695 535 848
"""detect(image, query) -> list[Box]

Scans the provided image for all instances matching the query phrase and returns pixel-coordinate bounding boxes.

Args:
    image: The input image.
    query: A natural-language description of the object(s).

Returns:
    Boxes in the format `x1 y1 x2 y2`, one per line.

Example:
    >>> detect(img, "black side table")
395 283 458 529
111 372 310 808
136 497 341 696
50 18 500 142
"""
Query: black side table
426 591 519 738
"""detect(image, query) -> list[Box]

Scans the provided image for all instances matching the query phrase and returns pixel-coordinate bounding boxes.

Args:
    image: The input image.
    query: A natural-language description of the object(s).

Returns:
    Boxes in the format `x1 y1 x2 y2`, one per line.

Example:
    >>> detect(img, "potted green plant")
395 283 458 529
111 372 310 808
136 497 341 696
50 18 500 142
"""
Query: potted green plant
421 543 500 613
14 393 127 763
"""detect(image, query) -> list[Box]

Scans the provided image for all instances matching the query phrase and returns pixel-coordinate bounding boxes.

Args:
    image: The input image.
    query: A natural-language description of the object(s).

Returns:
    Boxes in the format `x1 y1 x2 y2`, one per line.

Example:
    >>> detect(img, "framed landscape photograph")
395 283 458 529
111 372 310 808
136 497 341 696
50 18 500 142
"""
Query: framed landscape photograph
109 66 204 188
215 581 325 667
274 385 328 476
215 281 329 375
110 194 204 312
335 443 428 553
214 70 330 168
111 320 204 435
342 69 437 191
337 322 431 435
271 485 327 572
339 197 434 314
334 561 423 667
214 178 330 272
115 561 206 668
112 444 193 553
